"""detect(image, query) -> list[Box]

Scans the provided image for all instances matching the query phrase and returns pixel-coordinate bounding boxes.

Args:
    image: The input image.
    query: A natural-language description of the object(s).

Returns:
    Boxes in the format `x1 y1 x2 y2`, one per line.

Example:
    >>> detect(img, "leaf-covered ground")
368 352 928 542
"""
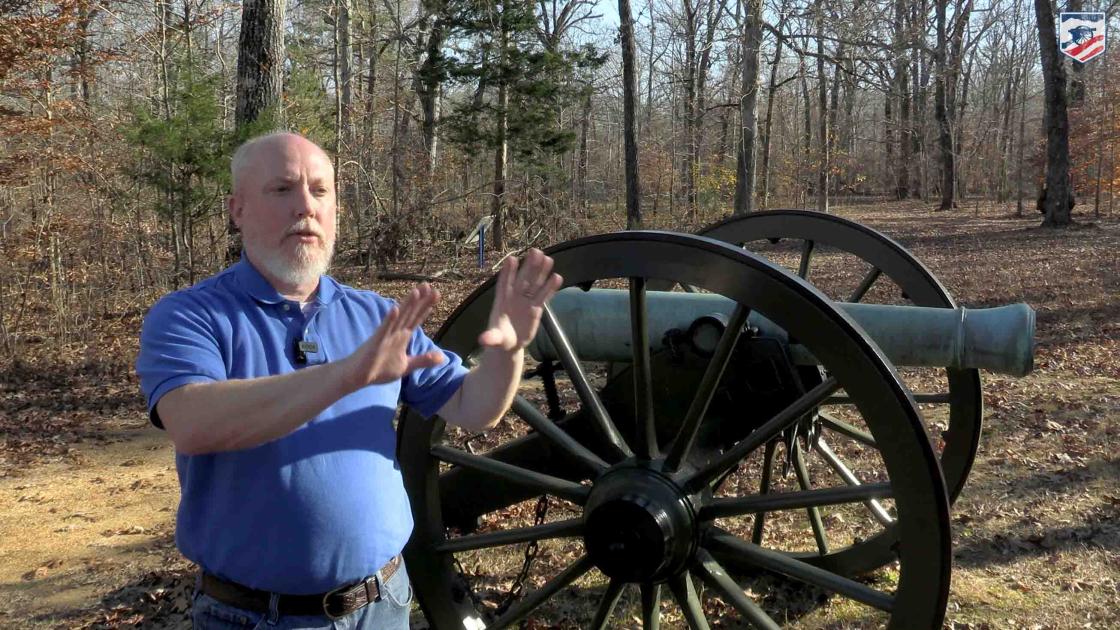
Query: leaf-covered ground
0 200 1116 628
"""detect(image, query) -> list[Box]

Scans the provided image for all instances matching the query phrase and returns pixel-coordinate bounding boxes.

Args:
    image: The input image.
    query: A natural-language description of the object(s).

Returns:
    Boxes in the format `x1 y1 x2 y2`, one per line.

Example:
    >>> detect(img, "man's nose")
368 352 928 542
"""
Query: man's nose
293 185 317 219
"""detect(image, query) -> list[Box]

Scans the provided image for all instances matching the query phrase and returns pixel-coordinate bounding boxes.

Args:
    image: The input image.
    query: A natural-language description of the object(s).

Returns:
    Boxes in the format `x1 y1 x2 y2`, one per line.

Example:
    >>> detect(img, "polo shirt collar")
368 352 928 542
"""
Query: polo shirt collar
233 254 342 307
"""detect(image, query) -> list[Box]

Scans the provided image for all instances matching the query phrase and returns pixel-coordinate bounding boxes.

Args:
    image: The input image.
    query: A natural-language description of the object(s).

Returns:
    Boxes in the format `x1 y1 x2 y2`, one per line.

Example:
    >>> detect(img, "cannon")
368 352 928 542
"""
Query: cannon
399 214 1036 629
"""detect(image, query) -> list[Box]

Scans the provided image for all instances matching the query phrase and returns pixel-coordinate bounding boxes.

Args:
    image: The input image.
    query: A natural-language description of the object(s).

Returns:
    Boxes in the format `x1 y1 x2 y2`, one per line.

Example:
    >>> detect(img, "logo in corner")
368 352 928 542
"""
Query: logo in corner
1060 12 1106 63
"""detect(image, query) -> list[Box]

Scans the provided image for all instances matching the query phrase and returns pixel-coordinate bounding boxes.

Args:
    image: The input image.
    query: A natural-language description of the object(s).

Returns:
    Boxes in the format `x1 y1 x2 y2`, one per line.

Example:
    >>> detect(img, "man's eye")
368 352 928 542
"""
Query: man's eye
274 186 290 193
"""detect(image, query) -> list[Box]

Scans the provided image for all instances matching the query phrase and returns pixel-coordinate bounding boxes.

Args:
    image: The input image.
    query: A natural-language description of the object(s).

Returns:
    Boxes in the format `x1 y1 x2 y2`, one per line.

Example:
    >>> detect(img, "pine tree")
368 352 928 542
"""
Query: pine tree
437 0 604 249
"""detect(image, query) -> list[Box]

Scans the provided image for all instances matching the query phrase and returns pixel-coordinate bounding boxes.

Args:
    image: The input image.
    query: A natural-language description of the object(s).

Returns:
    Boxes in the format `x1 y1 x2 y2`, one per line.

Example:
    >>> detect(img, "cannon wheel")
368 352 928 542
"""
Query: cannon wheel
690 209 983 504
401 232 950 629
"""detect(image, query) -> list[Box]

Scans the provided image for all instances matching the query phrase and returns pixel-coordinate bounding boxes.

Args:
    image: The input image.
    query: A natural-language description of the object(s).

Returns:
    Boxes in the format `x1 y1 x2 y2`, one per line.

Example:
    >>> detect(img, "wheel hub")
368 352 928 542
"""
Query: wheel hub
582 467 697 583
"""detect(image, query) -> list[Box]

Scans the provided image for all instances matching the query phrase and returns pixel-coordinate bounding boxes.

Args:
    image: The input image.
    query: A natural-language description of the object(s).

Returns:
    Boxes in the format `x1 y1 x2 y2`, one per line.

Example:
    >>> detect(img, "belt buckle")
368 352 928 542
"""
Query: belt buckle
321 575 379 621
322 582 354 621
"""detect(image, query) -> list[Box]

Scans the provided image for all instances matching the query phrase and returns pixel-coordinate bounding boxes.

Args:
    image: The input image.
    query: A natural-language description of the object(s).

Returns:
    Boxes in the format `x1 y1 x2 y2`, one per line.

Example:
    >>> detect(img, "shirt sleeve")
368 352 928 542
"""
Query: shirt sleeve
135 292 227 428
399 327 469 418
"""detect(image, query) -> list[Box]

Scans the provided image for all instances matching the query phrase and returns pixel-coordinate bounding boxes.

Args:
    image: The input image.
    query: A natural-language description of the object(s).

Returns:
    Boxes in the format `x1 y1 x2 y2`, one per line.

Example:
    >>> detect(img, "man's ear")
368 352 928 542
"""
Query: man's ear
227 194 242 228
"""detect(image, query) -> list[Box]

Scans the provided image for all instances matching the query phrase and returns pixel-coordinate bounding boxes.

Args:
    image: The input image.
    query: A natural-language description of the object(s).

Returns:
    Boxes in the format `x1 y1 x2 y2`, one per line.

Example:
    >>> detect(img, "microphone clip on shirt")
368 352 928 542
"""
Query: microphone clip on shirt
294 339 320 364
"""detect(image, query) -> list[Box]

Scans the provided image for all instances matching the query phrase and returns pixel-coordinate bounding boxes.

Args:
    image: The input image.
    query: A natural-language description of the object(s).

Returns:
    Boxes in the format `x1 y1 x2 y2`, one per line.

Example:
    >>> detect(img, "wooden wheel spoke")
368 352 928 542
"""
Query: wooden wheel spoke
751 440 778 544
431 444 589 504
815 438 895 527
847 266 882 303
695 550 780 630
791 440 830 555
798 239 815 279
435 518 583 553
590 578 626 629
630 277 658 459
702 482 894 520
665 303 752 472
686 378 840 492
511 396 608 473
668 571 710 630
818 411 877 448
540 303 633 460
827 392 950 405
706 531 895 612
489 555 595 629
641 582 662 630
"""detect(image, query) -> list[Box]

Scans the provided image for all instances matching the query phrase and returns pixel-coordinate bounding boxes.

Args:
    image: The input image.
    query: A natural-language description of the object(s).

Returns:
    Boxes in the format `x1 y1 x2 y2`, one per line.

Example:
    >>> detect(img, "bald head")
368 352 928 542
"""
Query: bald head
231 132 333 195
227 131 337 299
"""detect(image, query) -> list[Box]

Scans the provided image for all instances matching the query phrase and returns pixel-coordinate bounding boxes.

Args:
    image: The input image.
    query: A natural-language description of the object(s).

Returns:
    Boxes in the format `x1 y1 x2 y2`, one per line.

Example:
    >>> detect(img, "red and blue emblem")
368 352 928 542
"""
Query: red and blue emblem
1059 12 1106 63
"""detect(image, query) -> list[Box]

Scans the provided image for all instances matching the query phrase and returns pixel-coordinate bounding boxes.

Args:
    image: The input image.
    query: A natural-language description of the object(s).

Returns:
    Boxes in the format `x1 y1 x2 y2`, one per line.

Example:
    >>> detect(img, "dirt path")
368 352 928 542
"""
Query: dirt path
0 422 185 628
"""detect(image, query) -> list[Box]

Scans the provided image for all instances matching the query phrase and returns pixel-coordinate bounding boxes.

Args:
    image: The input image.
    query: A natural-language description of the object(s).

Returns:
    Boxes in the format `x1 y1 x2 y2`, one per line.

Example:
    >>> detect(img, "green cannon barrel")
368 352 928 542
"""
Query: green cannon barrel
530 289 1035 376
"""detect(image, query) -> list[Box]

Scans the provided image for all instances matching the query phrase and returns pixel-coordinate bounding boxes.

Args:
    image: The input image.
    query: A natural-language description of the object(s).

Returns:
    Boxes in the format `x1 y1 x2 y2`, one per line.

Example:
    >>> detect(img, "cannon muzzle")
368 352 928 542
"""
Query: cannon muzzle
530 289 1035 376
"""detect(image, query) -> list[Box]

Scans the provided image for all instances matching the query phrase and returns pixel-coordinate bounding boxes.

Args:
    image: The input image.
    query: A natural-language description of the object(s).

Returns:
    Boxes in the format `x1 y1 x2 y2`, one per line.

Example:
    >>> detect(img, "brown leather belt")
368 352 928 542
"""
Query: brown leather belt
199 555 402 620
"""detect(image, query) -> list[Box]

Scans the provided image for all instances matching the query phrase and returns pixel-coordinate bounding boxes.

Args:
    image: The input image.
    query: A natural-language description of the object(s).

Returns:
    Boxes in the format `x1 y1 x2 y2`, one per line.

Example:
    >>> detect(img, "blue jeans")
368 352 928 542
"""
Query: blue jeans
191 563 412 629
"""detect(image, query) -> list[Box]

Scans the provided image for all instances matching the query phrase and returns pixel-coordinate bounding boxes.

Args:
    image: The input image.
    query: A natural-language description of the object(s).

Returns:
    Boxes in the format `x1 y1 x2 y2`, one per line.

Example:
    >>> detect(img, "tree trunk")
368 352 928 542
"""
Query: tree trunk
934 0 956 210
800 59 813 197
620 0 643 228
417 12 445 174
491 19 509 250
235 0 285 129
233 0 285 262
911 0 928 198
1034 0 1073 226
339 0 352 150
577 87 592 212
759 7 787 210
1015 64 1027 216
885 92 894 191
644 0 656 132
894 0 911 198
733 0 763 215
682 2 698 218
815 3 829 213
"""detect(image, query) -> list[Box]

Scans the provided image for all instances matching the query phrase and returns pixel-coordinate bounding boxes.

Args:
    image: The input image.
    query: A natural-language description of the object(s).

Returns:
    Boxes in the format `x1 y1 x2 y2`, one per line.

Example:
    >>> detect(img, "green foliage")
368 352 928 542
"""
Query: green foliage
282 42 336 150
124 55 232 220
437 0 606 169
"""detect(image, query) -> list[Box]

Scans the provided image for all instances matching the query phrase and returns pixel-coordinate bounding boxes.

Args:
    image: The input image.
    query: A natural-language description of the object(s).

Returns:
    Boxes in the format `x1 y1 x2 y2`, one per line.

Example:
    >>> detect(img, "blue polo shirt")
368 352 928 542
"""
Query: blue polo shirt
135 257 467 594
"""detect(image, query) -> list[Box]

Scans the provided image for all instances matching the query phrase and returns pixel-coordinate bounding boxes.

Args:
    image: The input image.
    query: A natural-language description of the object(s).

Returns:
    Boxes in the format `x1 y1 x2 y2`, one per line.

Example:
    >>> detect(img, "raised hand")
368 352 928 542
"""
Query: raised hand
342 282 446 389
478 248 564 352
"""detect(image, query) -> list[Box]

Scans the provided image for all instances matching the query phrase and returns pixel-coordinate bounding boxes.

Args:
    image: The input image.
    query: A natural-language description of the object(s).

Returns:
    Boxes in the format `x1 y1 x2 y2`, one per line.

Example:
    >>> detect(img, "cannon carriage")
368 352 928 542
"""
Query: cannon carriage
398 212 1036 629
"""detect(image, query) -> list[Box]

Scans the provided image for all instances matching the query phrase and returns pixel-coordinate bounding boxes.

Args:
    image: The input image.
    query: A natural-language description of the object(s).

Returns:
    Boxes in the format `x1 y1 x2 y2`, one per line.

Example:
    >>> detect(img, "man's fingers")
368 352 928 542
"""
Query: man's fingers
529 249 553 293
392 287 420 334
404 283 435 329
514 249 545 298
498 256 518 301
531 272 564 305
407 351 446 371
377 306 400 340
410 285 439 330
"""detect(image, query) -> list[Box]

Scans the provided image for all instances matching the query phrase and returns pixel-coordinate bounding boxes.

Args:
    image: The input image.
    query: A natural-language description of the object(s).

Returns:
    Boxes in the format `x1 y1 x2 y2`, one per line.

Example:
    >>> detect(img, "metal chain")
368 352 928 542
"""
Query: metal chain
493 495 550 617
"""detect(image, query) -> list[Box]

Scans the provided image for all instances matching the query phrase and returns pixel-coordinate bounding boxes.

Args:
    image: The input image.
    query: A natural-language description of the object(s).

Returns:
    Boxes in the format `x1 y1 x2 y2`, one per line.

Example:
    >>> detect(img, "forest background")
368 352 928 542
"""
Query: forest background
1 0 1117 356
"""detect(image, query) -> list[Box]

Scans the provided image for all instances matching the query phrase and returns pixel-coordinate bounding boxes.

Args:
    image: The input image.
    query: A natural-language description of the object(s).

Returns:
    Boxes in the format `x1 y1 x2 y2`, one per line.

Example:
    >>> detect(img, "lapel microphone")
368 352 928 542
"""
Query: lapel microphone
294 339 320 364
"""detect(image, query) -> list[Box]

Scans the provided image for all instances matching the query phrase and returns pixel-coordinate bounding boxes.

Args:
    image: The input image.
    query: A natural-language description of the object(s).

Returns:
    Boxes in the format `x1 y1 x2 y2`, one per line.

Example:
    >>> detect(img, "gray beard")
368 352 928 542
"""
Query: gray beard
249 239 335 288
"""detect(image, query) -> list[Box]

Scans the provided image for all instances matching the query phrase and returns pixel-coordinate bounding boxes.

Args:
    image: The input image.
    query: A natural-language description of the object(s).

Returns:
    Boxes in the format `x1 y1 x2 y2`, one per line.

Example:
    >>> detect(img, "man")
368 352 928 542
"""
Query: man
135 132 562 629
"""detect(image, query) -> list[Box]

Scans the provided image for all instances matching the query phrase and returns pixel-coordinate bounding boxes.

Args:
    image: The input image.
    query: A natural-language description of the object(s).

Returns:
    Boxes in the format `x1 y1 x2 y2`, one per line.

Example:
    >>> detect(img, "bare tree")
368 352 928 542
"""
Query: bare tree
620 0 642 228
733 0 763 214
1033 0 1072 226
757 5 789 210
